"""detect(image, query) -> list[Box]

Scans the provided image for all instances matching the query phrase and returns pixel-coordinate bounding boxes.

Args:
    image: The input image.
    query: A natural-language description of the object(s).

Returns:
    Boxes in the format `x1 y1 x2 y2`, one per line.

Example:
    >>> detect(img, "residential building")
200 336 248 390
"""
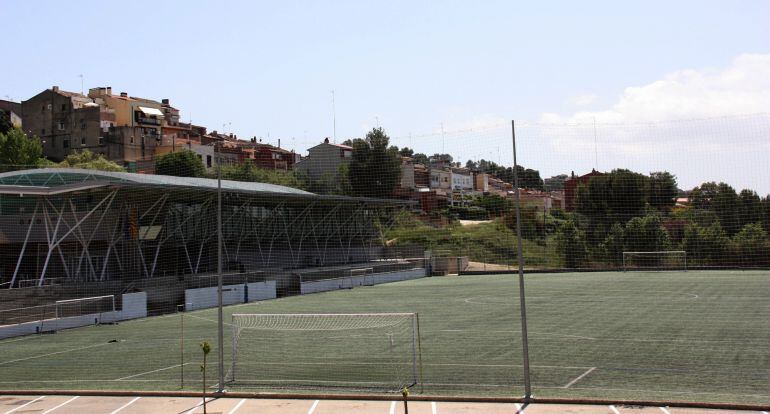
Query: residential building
88 87 164 171
252 143 297 171
294 138 352 180
429 168 451 191
21 86 115 161
564 169 603 211
474 172 489 193
451 168 473 191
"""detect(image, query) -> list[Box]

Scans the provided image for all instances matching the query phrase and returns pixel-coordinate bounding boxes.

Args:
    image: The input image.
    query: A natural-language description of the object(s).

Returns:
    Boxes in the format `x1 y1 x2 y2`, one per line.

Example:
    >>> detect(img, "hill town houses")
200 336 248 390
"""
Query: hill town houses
2 86 568 213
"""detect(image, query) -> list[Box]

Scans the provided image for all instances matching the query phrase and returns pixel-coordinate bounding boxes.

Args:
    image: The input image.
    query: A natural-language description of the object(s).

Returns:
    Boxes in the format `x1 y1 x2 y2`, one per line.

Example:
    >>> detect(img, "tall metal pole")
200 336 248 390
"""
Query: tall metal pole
511 120 532 399
216 144 225 392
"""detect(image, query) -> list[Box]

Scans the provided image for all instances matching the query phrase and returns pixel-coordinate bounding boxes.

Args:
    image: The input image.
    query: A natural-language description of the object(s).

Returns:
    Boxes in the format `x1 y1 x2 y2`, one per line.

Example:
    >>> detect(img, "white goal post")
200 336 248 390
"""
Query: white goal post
55 295 116 319
227 313 422 392
622 251 687 272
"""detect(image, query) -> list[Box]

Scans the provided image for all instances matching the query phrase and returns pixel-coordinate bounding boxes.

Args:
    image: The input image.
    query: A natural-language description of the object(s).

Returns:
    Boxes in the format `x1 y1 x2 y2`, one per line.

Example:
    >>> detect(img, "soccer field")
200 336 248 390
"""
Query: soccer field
0 271 768 405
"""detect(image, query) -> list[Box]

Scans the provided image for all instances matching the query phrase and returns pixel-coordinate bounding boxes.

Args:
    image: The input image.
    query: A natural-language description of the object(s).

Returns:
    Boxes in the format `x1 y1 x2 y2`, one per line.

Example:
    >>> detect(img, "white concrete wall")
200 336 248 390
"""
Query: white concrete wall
301 268 425 294
0 292 147 340
246 281 277 303
184 281 276 311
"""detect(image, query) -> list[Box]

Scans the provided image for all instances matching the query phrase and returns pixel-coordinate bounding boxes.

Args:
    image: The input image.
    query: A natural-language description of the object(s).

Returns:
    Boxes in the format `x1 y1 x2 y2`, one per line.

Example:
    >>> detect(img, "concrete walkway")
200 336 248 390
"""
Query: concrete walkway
1 395 767 414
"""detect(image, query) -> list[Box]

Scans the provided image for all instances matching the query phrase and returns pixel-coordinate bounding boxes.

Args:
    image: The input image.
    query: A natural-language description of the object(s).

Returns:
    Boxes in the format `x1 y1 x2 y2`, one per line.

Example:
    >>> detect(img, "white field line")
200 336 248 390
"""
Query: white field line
108 397 141 414
184 397 213 414
659 407 672 414
115 363 189 380
389 401 396 414
514 402 525 413
431 401 437 414
609 406 621 414
226 399 247 414
248 361 592 370
0 342 111 366
562 366 597 388
307 400 319 414
3 396 45 414
41 396 79 414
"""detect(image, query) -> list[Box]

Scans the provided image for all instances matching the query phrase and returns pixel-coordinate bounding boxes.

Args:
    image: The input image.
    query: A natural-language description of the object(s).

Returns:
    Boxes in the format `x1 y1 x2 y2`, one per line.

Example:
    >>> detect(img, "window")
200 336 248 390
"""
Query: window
63 138 69 148
98 136 104 145
81 136 86 146
57 121 65 131
130 135 135 144
80 119 86 130
41 105 45 112
206 155 212 168
41 128 46 135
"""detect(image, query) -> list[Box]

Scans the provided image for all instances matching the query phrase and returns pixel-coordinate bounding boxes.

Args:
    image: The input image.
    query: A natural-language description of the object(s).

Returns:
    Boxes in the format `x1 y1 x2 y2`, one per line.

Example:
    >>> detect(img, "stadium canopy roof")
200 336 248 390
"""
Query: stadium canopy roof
0 168 412 206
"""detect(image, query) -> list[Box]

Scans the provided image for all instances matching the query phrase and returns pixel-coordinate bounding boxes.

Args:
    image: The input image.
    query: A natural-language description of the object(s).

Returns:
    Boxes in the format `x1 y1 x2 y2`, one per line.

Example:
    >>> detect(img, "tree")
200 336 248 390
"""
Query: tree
599 222 625 265
737 189 762 229
623 214 670 253
576 169 648 244
155 150 206 177
411 153 429 166
543 174 568 191
555 219 587 268
58 150 125 172
647 171 678 211
731 223 769 266
398 147 414 158
682 222 728 265
348 128 402 198
0 111 13 134
0 127 43 167
199 341 211 414
219 162 306 189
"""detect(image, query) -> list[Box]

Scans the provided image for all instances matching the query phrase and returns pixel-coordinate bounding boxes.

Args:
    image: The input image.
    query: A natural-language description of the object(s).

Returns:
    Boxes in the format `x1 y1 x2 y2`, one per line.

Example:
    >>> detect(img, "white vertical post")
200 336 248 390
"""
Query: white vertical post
217 144 225 392
512 120 532 399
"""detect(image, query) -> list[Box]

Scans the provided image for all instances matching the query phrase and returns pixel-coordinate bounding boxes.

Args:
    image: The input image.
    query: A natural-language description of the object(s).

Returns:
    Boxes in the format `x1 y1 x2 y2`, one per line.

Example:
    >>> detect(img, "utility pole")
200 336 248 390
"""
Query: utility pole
511 120 532 400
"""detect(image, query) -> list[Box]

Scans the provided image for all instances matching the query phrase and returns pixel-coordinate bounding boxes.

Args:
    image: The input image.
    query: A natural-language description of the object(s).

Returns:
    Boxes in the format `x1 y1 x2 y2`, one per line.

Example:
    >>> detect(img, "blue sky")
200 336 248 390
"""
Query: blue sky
2 1 770 191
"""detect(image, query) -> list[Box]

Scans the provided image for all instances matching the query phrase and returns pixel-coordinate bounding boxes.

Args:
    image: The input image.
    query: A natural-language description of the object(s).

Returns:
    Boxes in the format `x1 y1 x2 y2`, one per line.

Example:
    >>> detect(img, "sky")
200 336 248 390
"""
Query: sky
2 0 770 192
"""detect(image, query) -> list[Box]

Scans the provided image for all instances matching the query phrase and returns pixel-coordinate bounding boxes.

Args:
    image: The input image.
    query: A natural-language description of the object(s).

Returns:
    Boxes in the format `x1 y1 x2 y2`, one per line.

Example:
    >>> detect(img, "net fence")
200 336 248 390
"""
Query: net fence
0 112 768 404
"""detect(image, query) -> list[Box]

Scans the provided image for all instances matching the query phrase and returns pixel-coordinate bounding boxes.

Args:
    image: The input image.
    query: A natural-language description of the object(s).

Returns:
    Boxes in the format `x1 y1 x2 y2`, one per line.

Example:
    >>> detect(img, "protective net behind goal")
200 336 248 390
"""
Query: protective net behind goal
622 251 687 271
227 313 421 392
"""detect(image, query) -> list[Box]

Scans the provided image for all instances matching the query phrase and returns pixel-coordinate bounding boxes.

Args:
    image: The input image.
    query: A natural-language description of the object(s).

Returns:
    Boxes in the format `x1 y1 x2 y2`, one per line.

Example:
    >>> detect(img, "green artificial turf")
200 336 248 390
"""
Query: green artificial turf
0 271 768 405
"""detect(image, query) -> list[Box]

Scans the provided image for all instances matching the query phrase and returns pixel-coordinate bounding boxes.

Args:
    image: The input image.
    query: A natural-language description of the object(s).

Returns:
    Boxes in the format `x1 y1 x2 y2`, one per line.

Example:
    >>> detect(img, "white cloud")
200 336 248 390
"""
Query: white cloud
533 54 770 193
542 53 770 124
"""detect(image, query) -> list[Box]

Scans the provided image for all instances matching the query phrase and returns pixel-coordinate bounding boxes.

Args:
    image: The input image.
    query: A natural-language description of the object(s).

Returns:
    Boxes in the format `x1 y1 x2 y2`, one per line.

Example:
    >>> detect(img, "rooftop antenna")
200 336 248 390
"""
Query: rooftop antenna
331 90 336 143
78 74 84 94
375 116 380 128
441 122 445 154
592 116 599 170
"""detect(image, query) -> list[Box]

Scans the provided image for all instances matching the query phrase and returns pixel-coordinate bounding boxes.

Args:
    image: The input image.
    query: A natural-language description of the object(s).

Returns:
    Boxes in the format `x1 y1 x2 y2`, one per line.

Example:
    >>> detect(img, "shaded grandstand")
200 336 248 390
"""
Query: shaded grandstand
0 168 420 315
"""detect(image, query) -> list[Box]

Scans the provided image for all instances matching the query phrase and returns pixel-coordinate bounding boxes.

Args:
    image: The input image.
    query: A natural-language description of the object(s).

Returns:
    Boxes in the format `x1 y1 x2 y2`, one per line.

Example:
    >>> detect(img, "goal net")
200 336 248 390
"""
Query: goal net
622 251 687 271
226 313 421 392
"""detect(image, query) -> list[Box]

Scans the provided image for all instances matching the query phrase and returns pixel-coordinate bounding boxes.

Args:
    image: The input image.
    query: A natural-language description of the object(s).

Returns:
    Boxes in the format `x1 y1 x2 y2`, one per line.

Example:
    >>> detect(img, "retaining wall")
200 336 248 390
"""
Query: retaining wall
300 268 426 295
0 292 147 340
183 281 276 311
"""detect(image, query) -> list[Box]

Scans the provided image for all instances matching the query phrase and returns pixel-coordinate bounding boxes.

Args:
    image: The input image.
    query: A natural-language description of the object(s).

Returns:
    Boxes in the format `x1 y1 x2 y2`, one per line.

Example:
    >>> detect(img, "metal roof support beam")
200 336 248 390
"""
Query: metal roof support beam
38 199 66 287
9 201 39 289
100 206 126 281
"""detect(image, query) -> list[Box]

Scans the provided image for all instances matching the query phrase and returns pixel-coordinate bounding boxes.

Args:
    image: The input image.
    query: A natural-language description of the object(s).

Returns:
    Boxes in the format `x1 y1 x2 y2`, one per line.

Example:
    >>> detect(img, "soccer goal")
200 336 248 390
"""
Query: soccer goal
622 251 687 272
55 295 116 319
227 313 422 392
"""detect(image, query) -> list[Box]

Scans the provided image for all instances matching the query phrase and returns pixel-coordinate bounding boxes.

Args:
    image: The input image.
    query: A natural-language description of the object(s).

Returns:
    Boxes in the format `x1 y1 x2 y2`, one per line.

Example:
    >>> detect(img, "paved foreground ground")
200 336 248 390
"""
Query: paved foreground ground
1 395 768 414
